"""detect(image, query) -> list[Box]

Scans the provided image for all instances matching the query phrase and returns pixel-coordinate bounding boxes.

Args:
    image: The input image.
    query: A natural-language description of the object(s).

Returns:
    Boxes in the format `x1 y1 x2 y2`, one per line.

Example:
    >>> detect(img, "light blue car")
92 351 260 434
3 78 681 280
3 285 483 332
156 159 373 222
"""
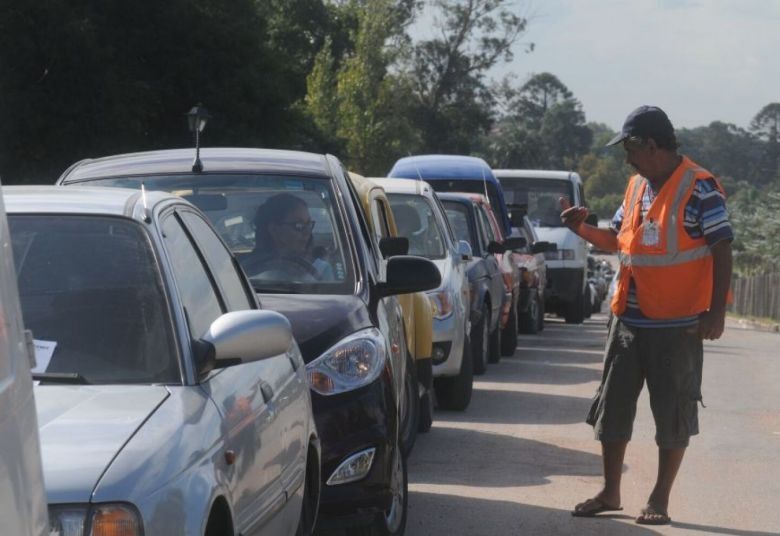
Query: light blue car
5 186 320 536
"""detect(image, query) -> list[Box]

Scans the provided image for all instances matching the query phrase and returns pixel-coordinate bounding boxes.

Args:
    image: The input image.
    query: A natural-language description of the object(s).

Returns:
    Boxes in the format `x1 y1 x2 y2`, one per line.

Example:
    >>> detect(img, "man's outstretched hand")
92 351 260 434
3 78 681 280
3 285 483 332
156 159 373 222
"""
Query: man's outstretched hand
559 197 589 233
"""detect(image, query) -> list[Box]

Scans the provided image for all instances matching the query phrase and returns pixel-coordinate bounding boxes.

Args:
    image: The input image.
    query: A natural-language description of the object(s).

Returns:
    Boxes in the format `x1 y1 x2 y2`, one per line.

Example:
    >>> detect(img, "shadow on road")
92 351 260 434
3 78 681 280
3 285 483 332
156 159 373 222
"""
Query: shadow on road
671 521 780 536
485 360 603 385
406 491 661 536
435 388 592 425
409 426 602 488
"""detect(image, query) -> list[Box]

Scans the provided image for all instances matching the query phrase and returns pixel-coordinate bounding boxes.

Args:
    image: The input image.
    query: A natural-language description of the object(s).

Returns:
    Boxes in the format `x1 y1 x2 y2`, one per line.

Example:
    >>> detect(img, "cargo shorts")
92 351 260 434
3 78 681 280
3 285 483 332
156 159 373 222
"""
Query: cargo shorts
586 318 704 448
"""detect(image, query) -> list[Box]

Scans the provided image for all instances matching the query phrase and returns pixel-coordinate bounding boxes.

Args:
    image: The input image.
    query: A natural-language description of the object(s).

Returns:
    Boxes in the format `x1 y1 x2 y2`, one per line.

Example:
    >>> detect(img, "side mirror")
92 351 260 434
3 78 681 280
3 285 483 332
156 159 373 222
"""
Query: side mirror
487 240 506 255
379 236 409 258
378 256 441 297
502 237 527 251
531 241 556 254
457 240 473 261
585 213 598 226
196 310 292 378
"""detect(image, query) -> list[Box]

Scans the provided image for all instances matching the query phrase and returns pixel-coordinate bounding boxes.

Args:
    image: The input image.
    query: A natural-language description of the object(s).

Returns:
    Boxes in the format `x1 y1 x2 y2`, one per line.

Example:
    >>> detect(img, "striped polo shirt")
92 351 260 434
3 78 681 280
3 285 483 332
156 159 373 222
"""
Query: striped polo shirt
611 175 734 328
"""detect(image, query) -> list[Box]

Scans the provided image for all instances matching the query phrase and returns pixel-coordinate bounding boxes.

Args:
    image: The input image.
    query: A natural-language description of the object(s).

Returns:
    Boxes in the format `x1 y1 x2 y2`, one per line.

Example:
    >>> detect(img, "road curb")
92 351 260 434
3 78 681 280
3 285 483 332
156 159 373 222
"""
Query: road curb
726 315 780 333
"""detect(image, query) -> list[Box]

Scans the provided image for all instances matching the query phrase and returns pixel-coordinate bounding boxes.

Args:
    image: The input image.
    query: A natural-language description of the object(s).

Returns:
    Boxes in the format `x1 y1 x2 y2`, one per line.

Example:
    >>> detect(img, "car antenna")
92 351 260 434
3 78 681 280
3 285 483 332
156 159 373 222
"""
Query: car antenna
140 182 152 223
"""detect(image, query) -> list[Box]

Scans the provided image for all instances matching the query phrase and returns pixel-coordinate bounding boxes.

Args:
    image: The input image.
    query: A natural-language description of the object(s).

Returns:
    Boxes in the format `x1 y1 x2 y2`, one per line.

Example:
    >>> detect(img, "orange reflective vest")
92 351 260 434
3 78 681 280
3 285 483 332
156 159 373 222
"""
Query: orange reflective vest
611 157 725 319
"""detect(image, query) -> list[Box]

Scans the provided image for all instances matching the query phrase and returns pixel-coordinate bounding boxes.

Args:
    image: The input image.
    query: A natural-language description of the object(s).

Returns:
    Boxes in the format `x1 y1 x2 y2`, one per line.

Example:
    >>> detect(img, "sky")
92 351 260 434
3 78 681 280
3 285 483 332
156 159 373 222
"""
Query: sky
412 0 780 131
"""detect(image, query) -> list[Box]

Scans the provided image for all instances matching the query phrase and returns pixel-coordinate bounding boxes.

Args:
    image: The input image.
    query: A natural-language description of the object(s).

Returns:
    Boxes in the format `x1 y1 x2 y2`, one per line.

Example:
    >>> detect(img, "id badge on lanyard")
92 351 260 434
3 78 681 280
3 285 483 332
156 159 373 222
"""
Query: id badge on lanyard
642 218 660 247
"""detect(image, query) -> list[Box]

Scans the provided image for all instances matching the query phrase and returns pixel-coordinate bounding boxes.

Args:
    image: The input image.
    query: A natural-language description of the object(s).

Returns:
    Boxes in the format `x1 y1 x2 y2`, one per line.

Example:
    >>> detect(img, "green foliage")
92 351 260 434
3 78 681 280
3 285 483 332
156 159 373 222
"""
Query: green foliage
0 0 315 184
404 0 529 154
729 184 780 274
485 72 591 169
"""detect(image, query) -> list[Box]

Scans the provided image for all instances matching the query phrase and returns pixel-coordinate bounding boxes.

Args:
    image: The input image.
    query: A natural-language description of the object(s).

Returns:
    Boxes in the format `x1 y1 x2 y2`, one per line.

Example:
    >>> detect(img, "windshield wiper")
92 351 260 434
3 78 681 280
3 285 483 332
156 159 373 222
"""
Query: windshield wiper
32 372 90 384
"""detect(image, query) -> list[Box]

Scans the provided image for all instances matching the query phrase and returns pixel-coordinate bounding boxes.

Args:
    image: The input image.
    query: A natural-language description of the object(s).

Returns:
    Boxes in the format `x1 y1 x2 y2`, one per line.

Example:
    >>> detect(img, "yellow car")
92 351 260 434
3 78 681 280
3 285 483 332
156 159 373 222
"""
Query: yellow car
348 172 436 435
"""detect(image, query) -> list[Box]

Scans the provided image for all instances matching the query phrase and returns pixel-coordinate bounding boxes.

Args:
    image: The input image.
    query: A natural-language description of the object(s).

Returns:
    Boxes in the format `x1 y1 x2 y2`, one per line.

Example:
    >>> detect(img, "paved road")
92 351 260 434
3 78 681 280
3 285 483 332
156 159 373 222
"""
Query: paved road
406 313 780 535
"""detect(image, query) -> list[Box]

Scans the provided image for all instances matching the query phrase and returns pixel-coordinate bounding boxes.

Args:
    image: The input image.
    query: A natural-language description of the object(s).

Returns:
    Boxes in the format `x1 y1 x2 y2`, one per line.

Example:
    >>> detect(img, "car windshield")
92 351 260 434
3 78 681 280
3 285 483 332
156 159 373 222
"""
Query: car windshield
422 179 503 219
442 201 475 250
387 194 446 259
9 215 179 384
86 174 355 295
500 178 574 228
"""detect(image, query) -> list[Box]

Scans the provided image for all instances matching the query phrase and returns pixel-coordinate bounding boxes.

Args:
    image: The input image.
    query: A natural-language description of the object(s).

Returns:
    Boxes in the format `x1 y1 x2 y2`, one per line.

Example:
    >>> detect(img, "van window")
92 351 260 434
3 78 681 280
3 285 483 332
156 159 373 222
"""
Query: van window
500 178 574 228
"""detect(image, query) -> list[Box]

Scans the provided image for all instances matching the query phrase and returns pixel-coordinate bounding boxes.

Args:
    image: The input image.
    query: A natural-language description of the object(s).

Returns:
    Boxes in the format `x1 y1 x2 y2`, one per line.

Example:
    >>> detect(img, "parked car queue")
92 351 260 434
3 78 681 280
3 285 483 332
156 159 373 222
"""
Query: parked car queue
1 142 597 535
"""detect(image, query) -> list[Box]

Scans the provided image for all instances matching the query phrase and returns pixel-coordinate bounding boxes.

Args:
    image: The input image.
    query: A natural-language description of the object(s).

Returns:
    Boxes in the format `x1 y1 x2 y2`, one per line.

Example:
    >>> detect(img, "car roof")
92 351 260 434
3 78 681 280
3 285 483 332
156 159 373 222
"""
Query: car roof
493 169 580 182
370 177 435 198
2 185 179 219
58 148 332 184
388 155 498 183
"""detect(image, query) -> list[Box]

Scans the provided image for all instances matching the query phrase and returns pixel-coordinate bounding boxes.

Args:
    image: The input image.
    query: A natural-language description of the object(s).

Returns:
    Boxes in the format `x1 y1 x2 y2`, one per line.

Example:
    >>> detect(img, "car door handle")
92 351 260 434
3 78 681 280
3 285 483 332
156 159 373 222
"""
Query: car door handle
260 382 274 403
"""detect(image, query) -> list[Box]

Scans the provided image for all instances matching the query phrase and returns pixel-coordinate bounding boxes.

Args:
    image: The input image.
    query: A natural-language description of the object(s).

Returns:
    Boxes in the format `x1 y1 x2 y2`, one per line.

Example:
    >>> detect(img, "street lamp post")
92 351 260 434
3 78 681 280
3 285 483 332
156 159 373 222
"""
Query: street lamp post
186 105 210 173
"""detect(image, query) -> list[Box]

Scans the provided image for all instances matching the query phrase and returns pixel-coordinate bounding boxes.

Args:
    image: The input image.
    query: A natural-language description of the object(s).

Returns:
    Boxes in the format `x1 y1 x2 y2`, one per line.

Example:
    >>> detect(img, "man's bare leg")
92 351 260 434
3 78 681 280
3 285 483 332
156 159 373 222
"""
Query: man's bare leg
573 440 627 514
638 447 685 523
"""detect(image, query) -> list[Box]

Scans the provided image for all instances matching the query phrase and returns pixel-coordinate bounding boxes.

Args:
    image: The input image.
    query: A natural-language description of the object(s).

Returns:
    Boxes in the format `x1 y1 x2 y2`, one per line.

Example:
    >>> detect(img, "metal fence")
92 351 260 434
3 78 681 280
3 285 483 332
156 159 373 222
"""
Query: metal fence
730 273 780 322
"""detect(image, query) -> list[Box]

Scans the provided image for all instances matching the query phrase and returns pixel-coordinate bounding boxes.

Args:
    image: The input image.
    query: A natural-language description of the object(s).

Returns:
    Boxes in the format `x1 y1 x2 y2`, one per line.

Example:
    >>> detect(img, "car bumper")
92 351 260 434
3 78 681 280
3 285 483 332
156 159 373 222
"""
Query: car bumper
312 369 398 523
430 314 463 377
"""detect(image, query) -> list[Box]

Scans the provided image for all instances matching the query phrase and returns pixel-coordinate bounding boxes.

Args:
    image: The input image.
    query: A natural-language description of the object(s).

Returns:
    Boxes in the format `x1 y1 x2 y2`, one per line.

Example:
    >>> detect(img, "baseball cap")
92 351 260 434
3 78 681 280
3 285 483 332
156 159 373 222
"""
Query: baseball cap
605 105 675 147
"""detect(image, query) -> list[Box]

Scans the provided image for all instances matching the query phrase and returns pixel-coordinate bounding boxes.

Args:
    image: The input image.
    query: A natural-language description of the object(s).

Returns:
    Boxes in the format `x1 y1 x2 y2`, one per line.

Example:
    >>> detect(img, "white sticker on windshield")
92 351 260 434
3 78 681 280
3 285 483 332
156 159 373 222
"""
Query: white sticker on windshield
31 339 57 373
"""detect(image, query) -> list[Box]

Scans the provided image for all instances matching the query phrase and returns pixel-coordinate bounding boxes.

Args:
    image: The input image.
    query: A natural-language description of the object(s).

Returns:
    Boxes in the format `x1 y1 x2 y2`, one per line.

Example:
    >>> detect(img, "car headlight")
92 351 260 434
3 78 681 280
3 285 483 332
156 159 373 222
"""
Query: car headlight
544 248 575 261
306 328 387 396
49 503 143 536
428 290 453 319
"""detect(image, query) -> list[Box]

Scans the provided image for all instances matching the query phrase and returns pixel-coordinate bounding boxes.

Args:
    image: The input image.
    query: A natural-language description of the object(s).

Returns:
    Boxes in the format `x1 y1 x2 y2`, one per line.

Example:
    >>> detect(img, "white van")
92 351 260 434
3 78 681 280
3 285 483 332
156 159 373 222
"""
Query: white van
494 169 594 324
0 180 48 535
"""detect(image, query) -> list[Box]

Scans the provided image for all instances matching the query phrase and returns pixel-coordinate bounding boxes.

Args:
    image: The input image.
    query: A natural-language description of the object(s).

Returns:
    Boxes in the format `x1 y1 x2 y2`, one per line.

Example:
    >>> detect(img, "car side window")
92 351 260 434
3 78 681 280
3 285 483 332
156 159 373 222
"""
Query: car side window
476 205 495 246
162 213 224 339
179 211 255 311
373 199 391 240
344 173 381 274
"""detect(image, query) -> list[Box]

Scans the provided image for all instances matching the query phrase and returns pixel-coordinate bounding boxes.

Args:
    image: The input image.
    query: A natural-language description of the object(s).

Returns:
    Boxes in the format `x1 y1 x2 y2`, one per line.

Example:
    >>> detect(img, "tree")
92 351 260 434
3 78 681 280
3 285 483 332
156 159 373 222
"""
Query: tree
305 0 420 174
0 0 315 184
404 0 530 154
750 103 780 183
484 72 590 169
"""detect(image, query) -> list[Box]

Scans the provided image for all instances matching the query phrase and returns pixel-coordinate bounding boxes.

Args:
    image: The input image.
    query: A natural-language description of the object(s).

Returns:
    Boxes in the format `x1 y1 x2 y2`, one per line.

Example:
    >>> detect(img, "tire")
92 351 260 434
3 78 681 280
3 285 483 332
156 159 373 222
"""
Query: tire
295 446 320 536
418 388 434 433
434 332 473 411
519 294 540 335
592 299 602 314
500 301 518 356
350 441 408 536
584 285 593 319
537 297 545 332
399 352 419 457
487 317 501 364
564 290 585 324
470 306 489 375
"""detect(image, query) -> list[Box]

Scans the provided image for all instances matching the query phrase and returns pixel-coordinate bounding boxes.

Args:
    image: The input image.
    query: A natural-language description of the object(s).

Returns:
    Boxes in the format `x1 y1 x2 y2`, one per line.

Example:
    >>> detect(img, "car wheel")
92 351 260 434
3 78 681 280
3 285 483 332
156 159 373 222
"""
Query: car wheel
584 285 593 319
470 306 489 375
351 442 408 536
536 296 545 332
434 332 473 411
564 289 585 324
487 314 501 364
519 294 540 335
592 299 602 314
500 301 518 356
400 352 419 457
417 388 434 433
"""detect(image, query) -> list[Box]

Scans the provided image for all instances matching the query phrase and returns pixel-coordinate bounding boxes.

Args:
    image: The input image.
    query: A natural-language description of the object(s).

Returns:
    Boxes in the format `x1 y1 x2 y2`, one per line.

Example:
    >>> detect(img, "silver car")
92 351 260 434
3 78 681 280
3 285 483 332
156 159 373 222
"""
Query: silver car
373 179 474 411
5 186 320 536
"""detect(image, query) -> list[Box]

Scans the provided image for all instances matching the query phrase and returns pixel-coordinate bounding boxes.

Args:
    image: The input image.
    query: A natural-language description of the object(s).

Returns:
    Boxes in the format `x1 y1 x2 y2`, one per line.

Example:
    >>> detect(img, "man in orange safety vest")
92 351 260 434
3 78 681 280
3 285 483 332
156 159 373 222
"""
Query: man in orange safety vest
563 106 733 525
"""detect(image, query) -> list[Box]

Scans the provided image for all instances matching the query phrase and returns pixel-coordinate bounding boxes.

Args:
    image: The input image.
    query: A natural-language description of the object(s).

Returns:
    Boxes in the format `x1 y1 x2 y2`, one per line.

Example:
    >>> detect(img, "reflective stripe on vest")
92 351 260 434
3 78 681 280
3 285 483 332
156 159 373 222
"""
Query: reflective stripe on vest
618 167 708 268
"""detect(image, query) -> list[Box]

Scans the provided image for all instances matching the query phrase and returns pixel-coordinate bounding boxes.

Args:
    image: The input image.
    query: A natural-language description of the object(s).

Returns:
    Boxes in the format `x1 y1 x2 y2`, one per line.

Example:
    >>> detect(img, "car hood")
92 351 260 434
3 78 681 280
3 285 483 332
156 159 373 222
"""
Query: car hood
35 385 169 504
534 225 576 247
259 294 371 363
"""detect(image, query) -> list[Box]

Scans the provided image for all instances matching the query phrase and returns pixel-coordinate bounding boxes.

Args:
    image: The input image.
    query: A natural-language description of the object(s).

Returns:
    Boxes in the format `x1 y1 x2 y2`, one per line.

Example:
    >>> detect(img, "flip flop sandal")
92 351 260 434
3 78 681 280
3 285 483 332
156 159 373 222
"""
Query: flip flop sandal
571 498 623 517
635 506 671 525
